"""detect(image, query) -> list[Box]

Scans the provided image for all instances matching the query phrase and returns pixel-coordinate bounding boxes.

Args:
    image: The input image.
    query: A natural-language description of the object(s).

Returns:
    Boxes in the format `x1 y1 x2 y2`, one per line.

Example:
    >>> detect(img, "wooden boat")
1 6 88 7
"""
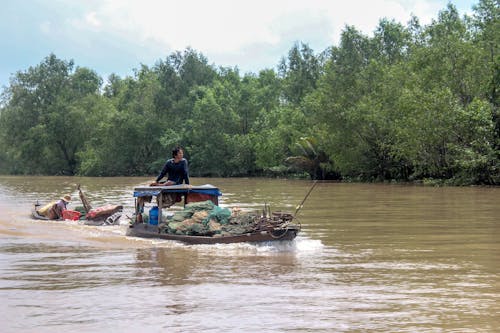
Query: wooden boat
30 185 123 225
127 223 300 245
127 184 301 244
31 206 122 225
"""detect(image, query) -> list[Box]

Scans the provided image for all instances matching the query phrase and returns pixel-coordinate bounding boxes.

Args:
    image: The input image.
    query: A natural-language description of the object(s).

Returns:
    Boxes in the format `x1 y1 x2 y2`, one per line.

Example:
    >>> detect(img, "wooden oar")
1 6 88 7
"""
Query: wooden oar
293 180 318 218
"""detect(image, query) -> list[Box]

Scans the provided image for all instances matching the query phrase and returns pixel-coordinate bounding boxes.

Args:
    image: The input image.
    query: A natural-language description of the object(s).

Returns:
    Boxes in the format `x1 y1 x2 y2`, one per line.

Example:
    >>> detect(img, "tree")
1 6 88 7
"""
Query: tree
252 105 307 172
278 42 321 106
373 18 411 64
472 0 500 142
187 86 236 176
285 137 334 179
79 65 165 176
0 54 101 174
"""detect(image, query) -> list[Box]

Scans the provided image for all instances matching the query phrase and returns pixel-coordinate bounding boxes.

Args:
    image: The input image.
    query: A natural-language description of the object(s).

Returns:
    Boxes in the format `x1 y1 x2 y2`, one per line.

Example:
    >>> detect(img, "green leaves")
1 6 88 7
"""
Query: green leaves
0 3 498 184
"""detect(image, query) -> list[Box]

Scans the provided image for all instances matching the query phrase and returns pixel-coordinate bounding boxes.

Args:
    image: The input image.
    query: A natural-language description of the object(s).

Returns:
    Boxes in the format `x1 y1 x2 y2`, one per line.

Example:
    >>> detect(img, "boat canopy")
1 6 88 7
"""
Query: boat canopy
133 184 222 198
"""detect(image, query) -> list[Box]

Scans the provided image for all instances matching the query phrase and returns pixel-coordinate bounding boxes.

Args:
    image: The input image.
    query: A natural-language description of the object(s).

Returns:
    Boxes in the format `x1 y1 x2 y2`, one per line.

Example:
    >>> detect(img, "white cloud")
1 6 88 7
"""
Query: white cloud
0 0 476 87
67 0 453 54
85 12 102 28
40 21 52 34
85 0 284 52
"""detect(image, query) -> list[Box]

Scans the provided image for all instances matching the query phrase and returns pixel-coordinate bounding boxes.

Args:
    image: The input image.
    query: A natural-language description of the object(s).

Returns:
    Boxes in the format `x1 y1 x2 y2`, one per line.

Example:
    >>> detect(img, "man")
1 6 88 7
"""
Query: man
37 194 71 220
155 146 190 185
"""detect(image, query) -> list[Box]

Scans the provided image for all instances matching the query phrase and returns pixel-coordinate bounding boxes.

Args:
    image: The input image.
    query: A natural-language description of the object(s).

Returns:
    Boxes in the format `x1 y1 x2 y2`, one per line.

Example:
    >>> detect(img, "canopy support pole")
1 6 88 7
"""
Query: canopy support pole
158 191 163 226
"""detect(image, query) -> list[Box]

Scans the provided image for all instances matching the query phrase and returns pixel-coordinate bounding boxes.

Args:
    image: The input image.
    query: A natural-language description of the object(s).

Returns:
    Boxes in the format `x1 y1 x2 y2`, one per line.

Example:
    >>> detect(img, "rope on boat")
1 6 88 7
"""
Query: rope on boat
268 220 294 239
269 228 289 239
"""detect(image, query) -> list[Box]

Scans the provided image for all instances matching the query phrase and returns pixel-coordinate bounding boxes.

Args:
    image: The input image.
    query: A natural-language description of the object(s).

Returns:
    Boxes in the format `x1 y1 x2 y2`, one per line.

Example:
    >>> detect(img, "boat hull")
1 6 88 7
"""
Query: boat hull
31 209 121 225
31 210 50 220
126 223 299 244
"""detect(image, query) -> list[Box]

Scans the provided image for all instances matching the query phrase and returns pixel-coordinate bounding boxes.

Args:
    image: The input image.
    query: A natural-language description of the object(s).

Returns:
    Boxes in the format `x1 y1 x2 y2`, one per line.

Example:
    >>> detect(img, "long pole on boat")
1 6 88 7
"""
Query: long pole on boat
294 180 318 218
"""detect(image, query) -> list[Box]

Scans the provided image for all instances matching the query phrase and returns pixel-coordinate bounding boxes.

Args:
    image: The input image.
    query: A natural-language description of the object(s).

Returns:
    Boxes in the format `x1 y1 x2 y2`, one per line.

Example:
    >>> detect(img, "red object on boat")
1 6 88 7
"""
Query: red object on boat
62 210 81 221
86 205 123 220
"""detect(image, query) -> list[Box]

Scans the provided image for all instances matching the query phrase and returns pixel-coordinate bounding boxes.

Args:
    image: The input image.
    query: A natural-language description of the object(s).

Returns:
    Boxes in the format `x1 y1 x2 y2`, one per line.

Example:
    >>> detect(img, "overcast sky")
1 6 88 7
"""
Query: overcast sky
0 0 477 88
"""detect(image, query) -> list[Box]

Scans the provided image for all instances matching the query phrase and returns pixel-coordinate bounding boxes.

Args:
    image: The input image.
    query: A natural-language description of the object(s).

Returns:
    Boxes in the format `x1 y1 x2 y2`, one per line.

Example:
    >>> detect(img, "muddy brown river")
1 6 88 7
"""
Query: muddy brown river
0 176 499 332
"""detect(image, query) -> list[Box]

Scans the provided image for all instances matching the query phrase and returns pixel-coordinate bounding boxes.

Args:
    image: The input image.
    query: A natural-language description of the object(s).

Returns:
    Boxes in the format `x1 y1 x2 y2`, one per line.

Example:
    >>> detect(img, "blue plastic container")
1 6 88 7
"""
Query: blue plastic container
149 206 159 225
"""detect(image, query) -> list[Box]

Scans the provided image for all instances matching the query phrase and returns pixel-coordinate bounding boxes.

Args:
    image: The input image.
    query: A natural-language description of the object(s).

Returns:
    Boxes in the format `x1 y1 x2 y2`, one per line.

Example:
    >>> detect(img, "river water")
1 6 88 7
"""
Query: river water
0 176 499 332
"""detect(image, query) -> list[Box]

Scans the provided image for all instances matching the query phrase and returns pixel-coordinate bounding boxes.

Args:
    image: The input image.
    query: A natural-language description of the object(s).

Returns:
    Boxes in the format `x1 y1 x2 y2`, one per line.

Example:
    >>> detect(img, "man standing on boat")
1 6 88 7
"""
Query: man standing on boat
155 146 190 185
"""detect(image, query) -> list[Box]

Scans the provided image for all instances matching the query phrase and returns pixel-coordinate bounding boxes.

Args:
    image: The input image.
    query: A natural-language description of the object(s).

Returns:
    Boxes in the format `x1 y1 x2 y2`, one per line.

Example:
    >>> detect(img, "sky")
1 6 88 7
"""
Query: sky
0 0 478 88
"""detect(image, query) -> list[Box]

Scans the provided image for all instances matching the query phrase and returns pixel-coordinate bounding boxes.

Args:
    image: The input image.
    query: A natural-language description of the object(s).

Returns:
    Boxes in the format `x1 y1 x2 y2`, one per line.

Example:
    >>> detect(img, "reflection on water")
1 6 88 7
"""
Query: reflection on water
0 176 499 332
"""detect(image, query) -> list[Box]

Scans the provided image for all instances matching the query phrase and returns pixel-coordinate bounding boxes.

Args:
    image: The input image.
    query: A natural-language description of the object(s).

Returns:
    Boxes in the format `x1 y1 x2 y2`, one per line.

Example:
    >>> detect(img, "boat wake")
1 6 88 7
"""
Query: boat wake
174 234 325 255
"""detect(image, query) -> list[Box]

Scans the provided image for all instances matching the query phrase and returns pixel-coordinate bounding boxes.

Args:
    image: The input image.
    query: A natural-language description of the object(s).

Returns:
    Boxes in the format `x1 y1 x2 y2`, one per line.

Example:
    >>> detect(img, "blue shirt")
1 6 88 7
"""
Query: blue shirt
56 199 68 211
156 158 190 184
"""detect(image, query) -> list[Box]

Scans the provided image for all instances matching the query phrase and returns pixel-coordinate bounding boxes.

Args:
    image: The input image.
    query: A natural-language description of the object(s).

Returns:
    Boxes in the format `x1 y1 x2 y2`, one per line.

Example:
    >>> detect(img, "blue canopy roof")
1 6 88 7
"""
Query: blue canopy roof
133 184 222 198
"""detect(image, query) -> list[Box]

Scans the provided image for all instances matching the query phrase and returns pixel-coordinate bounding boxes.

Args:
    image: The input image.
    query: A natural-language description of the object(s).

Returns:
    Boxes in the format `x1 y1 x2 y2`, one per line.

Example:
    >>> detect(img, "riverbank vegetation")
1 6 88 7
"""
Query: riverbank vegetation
0 2 498 185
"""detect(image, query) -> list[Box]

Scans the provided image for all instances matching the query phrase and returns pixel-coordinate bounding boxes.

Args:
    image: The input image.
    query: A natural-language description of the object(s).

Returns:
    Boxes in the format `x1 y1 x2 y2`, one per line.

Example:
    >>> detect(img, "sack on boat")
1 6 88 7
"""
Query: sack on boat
171 210 193 222
208 220 222 232
170 219 195 234
167 219 207 235
185 200 215 212
38 201 57 216
192 211 209 223
169 201 216 223
202 205 231 225
162 200 247 236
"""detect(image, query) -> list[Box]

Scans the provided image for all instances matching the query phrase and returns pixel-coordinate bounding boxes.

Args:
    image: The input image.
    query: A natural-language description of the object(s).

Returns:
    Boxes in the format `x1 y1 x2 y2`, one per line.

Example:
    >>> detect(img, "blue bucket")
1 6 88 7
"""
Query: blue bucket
149 206 159 225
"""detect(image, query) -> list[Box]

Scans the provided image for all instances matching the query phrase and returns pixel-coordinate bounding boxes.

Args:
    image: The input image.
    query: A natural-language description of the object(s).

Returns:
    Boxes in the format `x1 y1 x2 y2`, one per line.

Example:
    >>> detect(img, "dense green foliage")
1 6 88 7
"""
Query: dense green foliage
0 2 498 184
